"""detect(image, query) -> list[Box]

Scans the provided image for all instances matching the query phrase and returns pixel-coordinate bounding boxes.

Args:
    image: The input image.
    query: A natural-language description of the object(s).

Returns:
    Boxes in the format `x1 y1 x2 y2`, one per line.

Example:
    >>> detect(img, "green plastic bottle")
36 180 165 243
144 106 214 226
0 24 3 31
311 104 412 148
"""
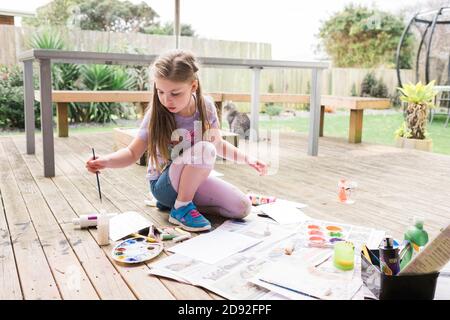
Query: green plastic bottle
400 216 429 269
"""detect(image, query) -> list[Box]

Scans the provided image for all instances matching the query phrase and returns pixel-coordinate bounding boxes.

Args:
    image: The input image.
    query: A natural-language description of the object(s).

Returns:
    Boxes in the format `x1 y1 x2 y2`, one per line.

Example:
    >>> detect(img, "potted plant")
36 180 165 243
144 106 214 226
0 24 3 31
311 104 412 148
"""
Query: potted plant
395 81 437 152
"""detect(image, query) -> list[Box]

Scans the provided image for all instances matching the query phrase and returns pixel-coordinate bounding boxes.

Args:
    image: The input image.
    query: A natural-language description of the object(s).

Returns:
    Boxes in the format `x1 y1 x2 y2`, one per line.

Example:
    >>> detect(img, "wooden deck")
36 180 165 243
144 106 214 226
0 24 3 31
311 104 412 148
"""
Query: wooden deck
1 131 449 300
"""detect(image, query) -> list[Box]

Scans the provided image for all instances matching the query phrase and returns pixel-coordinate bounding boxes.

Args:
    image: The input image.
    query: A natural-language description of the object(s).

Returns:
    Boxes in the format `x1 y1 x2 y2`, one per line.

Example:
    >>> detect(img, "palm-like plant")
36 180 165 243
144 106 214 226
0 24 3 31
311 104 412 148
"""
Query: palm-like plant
81 65 135 123
397 81 438 140
28 28 65 50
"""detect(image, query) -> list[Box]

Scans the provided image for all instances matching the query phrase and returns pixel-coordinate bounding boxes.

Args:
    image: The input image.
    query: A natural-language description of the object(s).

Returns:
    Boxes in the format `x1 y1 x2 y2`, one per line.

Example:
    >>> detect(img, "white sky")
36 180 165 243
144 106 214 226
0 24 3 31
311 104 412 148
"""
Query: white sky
3 0 426 60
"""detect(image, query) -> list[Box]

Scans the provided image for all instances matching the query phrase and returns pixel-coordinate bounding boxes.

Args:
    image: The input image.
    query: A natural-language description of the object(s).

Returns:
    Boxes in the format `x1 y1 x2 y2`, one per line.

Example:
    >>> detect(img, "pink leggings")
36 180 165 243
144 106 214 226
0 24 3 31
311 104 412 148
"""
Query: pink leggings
168 141 251 219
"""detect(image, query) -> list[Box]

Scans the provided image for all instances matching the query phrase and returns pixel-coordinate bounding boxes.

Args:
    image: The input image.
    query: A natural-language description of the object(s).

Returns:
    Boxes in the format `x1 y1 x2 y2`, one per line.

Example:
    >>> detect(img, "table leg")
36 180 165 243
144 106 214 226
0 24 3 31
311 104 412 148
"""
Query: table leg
349 109 364 143
319 105 325 137
250 67 261 142
39 59 55 177
57 103 69 137
308 69 322 156
23 60 35 154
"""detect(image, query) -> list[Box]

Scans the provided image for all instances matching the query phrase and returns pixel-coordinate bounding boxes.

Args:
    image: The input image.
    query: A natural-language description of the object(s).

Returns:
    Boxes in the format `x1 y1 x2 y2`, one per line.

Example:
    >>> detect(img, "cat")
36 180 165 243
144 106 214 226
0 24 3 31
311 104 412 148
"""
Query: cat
223 101 250 139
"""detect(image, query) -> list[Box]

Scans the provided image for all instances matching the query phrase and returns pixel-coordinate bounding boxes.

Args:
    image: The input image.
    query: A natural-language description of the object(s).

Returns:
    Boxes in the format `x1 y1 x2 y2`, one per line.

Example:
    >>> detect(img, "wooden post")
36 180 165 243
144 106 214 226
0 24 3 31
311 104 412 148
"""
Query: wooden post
319 105 325 137
349 109 364 143
39 59 55 177
56 103 69 137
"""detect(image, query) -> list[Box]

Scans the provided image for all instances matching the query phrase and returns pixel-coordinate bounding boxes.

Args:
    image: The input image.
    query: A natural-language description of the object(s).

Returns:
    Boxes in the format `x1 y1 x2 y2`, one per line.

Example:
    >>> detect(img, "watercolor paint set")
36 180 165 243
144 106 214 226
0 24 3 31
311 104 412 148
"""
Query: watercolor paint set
305 222 348 248
112 236 163 264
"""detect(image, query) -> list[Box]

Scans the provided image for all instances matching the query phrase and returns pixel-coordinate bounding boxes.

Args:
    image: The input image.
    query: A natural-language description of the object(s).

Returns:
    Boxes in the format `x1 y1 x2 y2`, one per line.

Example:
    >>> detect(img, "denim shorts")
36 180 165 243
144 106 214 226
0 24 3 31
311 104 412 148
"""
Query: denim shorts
149 164 178 208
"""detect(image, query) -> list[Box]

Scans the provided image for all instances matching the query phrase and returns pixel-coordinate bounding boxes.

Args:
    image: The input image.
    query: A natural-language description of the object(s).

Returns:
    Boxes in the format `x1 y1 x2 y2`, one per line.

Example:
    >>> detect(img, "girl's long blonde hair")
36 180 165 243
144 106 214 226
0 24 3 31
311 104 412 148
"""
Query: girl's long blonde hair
148 50 211 172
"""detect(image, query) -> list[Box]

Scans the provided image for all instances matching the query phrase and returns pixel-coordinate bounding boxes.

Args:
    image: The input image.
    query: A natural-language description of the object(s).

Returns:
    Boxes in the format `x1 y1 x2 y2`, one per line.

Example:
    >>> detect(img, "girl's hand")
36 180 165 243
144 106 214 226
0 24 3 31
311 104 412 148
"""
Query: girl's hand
86 155 108 174
246 156 268 176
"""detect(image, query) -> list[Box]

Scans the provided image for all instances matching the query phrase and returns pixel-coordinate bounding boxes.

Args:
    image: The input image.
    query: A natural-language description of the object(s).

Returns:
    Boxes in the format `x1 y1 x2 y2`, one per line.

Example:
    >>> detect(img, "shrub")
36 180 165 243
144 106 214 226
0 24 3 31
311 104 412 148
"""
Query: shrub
266 105 283 118
360 72 389 98
0 65 40 130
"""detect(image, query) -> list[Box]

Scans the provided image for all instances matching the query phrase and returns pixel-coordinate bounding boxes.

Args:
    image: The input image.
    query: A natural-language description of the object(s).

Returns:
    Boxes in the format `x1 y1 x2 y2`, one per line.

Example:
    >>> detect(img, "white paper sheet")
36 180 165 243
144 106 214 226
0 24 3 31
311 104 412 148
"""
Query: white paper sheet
109 211 152 241
257 199 309 224
168 229 262 264
257 258 362 300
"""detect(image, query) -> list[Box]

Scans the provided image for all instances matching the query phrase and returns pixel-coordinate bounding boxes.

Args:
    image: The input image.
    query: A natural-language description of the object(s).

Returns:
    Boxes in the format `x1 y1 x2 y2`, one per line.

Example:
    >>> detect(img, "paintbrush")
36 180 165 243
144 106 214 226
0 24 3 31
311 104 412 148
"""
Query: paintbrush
92 148 102 203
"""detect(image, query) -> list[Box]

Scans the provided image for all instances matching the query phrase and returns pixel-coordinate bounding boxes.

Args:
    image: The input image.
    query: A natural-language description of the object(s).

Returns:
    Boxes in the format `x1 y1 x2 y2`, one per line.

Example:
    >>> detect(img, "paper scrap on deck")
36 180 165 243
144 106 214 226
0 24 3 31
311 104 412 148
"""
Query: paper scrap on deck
168 228 262 264
257 199 309 224
109 211 153 241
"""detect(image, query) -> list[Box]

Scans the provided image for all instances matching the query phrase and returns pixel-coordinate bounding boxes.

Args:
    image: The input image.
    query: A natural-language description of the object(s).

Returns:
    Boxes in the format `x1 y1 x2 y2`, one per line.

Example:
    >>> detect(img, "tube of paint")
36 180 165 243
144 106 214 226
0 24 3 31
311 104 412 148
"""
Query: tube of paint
161 233 176 241
96 213 110 246
379 236 400 275
73 213 117 229
173 234 191 243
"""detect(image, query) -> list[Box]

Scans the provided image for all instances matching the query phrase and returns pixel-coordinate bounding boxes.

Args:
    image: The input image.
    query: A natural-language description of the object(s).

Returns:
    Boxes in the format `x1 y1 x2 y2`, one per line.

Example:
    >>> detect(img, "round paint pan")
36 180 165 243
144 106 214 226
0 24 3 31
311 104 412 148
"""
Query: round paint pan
112 236 163 264
325 225 343 232
308 230 324 236
308 236 326 247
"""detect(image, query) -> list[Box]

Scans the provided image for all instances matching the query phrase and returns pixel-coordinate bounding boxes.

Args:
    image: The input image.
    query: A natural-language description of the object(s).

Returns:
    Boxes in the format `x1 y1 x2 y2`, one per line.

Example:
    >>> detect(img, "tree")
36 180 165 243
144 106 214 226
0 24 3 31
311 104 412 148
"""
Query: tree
317 5 414 68
22 0 81 27
77 0 159 32
143 22 196 37
23 0 197 36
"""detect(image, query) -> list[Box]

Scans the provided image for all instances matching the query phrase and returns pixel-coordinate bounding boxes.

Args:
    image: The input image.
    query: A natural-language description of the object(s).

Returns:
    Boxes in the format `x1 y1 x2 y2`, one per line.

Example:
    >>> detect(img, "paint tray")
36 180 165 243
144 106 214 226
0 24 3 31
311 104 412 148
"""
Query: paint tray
305 222 348 248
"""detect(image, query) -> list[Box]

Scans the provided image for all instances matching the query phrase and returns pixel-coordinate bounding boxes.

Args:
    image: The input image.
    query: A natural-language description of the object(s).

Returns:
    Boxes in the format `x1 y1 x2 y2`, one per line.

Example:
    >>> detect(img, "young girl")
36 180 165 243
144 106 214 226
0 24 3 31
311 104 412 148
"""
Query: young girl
86 50 268 232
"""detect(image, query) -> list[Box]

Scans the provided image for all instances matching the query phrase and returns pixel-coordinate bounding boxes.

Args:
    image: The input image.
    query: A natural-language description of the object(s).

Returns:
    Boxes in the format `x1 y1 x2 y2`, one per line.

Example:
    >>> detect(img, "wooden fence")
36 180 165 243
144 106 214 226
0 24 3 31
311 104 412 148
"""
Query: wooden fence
2 25 414 102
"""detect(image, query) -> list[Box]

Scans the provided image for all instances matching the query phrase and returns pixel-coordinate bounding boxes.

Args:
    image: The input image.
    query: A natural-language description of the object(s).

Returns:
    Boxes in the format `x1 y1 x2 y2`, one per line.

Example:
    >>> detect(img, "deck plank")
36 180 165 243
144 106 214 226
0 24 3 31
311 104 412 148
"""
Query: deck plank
0 139 60 300
4 138 99 299
0 141 23 300
12 137 140 300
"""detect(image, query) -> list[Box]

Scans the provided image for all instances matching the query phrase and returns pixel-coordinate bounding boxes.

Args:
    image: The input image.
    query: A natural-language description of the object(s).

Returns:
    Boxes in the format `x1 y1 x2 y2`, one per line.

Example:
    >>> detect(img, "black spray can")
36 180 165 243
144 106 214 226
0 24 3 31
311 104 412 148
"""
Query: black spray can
379 237 400 275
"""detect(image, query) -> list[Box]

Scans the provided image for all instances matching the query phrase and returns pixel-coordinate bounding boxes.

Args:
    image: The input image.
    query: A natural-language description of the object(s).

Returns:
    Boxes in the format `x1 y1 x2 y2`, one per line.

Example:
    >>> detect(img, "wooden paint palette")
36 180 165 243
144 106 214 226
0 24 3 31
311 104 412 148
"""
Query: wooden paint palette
112 236 163 264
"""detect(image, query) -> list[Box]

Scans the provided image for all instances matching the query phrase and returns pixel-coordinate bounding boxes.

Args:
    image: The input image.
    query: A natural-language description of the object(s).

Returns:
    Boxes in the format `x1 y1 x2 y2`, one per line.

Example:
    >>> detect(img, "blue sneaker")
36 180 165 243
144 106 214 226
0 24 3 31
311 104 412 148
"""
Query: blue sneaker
156 201 170 211
169 202 211 232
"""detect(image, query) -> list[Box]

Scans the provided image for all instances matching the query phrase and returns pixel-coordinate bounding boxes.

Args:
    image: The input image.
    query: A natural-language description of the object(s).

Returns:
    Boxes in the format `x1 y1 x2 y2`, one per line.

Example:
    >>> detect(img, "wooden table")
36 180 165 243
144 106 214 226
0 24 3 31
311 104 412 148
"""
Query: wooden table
20 49 328 177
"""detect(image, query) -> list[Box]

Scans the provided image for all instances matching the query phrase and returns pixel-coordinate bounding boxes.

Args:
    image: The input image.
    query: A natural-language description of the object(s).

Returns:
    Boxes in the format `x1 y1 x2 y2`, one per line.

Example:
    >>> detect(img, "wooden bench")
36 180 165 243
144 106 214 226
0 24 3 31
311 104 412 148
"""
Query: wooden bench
36 90 390 144
34 90 225 138
212 93 391 143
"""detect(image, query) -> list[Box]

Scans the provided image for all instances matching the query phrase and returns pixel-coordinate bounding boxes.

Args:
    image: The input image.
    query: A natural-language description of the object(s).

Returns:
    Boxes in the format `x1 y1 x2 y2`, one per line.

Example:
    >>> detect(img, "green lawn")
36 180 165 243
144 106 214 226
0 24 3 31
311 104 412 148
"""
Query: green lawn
259 112 450 155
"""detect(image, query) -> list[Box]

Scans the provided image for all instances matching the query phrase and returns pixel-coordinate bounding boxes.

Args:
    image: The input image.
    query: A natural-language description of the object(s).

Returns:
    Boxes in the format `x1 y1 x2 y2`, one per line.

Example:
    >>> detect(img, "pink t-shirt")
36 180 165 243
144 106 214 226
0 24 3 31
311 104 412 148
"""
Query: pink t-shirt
137 94 219 181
